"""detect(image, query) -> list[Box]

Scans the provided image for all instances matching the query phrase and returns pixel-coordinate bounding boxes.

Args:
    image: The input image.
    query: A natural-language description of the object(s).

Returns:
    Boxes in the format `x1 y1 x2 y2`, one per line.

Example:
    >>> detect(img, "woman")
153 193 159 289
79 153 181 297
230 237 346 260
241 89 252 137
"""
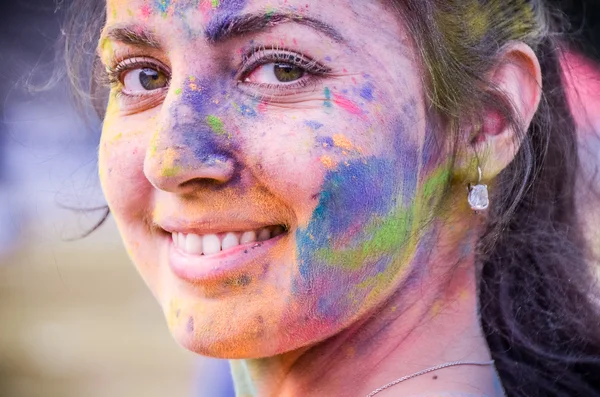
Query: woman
64 0 600 396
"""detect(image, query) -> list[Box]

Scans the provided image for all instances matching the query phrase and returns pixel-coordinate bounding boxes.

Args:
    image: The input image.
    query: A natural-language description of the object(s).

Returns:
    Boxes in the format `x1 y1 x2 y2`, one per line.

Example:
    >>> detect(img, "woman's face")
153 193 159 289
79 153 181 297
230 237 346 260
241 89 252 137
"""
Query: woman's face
99 0 447 358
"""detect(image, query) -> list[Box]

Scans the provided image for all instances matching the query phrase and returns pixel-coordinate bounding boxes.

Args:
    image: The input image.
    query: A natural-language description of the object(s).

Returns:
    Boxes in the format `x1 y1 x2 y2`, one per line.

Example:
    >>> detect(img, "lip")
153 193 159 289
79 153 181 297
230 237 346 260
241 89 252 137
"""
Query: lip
168 231 286 283
160 218 283 236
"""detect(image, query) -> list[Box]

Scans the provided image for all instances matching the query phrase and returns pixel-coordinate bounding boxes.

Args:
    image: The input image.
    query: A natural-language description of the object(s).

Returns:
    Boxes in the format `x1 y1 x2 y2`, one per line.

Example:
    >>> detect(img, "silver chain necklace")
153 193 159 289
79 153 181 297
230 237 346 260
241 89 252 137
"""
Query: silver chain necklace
365 360 495 396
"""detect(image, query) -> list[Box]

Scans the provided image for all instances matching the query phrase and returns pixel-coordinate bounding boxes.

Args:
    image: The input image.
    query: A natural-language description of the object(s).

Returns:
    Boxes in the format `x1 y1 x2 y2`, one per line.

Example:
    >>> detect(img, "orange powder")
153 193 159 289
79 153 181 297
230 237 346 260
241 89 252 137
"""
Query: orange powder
320 155 336 169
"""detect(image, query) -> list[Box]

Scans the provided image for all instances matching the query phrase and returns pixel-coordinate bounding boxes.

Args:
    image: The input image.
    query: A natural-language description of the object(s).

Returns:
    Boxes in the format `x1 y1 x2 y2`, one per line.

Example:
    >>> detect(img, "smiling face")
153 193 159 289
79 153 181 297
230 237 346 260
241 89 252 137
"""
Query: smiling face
99 0 450 358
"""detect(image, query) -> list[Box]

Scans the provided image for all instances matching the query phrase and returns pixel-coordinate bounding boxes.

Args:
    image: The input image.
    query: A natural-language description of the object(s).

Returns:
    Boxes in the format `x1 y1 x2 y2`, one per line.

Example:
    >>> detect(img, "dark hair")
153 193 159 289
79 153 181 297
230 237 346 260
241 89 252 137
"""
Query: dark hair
391 1 600 395
61 0 600 395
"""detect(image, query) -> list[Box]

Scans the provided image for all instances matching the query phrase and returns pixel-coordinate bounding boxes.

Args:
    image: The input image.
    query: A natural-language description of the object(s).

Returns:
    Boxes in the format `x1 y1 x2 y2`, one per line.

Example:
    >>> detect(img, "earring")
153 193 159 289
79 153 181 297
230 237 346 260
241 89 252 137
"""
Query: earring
468 166 489 211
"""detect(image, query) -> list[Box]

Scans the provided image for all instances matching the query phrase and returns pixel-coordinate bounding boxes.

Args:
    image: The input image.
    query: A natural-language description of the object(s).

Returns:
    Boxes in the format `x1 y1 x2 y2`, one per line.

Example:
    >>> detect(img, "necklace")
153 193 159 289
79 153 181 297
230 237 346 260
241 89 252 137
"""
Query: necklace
365 360 495 396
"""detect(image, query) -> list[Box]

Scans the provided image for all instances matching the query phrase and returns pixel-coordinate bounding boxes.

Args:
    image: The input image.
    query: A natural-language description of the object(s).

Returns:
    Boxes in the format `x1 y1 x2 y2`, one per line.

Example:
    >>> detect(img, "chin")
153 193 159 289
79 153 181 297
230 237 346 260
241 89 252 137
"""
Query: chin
166 322 281 359
158 299 277 359
162 304 332 360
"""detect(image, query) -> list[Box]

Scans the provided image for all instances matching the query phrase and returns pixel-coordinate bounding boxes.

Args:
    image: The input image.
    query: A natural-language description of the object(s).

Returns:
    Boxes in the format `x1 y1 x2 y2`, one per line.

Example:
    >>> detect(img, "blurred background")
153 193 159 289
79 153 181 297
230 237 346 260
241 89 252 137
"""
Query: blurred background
0 1 599 397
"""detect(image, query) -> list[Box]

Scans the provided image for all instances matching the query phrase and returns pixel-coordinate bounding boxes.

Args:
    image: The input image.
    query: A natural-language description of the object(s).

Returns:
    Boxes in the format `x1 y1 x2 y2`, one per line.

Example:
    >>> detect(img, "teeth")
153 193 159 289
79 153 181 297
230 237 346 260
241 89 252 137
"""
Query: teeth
186 233 203 255
222 232 240 250
240 230 257 244
172 226 285 256
203 234 221 255
257 228 271 242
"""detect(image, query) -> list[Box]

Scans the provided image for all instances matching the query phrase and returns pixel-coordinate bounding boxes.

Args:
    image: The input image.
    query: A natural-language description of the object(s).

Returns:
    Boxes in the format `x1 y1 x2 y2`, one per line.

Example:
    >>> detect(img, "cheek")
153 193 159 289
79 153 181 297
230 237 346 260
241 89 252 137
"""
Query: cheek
292 146 423 320
279 91 429 323
238 117 330 226
99 111 154 220
237 84 402 227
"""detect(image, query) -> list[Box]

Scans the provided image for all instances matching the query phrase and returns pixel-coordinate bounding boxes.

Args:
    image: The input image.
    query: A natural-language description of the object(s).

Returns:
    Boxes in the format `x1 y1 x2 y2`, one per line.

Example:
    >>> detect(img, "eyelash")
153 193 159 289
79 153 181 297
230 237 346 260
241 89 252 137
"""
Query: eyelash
103 45 332 98
238 45 332 88
104 57 170 96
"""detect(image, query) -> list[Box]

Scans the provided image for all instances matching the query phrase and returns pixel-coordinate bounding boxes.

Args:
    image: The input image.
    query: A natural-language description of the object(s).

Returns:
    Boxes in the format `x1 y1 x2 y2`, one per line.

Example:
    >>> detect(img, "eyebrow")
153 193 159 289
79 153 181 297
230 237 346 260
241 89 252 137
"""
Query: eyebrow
205 12 345 43
100 11 344 52
102 25 162 50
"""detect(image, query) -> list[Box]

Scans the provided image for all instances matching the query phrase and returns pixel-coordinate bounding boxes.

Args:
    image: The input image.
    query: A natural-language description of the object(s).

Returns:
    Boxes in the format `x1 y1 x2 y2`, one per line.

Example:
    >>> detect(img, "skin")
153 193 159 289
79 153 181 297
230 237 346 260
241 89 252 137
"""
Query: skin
98 0 541 395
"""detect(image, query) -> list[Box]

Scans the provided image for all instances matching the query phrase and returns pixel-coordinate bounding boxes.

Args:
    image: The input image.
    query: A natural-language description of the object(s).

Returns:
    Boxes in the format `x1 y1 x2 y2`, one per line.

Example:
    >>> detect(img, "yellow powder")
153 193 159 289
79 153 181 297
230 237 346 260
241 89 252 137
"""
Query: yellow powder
332 134 354 151
320 155 336 169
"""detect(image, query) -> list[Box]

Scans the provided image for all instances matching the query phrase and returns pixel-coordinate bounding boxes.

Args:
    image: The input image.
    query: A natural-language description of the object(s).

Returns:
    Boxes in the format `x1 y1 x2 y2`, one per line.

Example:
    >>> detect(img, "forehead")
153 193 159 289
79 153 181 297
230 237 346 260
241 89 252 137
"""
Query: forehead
104 0 405 44
106 0 365 16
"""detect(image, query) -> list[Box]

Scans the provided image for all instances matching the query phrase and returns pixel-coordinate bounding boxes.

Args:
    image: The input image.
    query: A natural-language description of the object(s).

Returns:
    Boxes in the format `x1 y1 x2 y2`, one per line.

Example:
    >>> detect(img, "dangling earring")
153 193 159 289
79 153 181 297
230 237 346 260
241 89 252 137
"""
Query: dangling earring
468 166 489 211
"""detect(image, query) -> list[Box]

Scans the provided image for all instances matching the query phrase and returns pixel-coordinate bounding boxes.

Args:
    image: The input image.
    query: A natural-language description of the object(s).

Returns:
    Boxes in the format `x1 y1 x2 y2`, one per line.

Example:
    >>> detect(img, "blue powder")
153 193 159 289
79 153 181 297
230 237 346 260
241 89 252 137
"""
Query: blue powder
360 82 375 101
154 0 171 13
239 104 257 117
315 136 334 147
205 0 249 41
324 87 332 108
305 120 324 130
296 157 400 281
171 78 235 166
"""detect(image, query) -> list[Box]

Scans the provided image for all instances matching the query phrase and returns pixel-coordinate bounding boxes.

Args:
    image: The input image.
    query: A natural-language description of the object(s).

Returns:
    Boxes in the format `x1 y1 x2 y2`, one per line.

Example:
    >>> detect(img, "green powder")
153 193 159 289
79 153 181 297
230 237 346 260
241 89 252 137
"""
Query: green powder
206 115 225 135
162 166 182 177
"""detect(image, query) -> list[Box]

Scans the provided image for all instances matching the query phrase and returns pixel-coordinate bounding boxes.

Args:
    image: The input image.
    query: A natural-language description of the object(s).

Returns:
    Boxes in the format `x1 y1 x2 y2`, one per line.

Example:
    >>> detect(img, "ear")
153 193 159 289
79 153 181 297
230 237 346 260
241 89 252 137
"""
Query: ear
457 42 542 183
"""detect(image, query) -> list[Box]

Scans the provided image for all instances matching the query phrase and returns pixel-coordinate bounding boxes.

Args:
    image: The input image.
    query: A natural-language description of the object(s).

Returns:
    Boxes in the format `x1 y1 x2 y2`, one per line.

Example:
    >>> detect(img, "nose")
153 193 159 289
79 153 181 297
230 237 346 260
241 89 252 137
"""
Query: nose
143 110 237 194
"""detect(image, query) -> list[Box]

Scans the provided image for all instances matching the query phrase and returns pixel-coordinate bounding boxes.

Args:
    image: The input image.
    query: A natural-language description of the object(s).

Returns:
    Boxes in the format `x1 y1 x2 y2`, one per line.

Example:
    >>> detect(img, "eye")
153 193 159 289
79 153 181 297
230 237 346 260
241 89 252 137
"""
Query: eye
122 67 169 94
238 48 332 93
244 62 306 84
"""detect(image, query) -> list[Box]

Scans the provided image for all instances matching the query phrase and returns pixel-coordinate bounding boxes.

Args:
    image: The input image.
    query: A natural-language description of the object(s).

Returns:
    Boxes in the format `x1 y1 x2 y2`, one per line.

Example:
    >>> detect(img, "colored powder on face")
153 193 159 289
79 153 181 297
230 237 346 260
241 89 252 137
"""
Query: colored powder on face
294 156 421 319
167 300 181 328
175 88 182 95
265 5 276 19
257 101 268 113
140 4 152 19
205 0 249 39
206 115 226 135
99 37 115 61
185 77 213 113
187 317 195 333
360 83 375 101
162 166 182 177
332 94 363 116
220 0 248 11
316 136 335 148
314 202 414 270
294 110 442 314
155 0 171 14
324 87 332 108
149 130 160 156
109 132 123 144
320 155 336 169
239 104 257 117
332 134 354 151
175 78 239 166
211 0 220 8
160 146 182 177
421 166 450 202
297 158 403 270
305 120 324 130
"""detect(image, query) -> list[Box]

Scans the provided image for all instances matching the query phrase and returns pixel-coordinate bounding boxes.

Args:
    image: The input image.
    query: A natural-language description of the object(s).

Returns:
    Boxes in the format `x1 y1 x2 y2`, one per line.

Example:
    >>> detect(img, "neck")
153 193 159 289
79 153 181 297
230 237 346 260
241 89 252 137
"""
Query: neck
230 211 501 397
